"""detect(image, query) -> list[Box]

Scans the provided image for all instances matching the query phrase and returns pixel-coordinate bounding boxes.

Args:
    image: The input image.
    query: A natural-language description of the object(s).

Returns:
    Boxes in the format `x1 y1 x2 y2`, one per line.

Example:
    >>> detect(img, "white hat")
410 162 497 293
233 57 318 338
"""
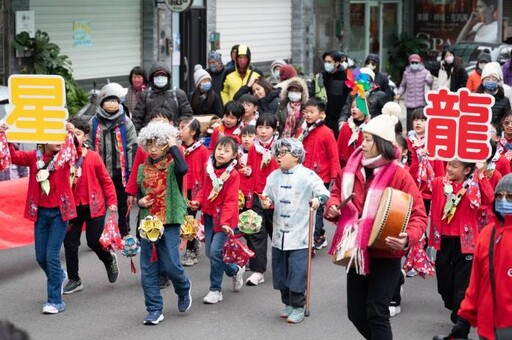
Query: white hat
193 65 211 88
481 62 502 81
359 67 375 81
381 102 402 117
99 83 128 104
362 113 398 143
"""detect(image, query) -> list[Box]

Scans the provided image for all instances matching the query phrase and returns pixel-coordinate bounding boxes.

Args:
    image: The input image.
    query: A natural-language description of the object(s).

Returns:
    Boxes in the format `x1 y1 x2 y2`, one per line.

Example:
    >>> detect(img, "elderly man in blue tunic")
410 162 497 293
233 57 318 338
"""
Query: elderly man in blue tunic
260 138 330 324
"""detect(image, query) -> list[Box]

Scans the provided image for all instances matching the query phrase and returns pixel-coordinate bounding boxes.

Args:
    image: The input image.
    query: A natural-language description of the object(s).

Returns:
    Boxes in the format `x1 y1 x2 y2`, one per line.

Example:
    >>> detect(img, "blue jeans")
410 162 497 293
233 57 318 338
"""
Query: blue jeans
204 214 238 291
34 207 68 305
140 224 191 312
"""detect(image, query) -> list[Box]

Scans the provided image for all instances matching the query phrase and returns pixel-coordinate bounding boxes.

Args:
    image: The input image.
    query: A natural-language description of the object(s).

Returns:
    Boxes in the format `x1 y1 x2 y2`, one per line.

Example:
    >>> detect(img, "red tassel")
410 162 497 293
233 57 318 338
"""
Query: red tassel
150 243 158 262
130 258 137 274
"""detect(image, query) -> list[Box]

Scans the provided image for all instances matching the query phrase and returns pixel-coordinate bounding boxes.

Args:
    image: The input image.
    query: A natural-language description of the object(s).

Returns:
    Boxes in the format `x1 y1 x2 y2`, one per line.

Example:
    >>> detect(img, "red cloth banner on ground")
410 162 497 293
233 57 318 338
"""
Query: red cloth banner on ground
425 87 494 163
0 177 33 249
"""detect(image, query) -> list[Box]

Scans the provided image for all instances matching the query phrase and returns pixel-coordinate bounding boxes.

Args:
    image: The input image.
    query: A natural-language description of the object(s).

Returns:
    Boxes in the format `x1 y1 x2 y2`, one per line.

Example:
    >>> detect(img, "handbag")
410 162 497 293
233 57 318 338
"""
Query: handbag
223 234 255 267
489 227 512 339
99 213 123 252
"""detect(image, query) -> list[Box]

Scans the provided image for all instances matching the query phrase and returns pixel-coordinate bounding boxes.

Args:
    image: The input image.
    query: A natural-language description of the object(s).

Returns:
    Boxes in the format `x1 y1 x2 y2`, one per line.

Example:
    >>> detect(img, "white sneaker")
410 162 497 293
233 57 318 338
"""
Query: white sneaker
246 272 265 286
389 305 401 317
232 265 245 291
182 250 195 266
203 291 223 304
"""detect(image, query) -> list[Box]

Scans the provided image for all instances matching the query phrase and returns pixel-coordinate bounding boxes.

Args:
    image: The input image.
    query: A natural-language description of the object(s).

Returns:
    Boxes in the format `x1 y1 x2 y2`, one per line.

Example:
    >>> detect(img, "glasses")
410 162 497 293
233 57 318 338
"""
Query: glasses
410 62 419 64
277 149 290 157
503 121 512 127
495 192 512 202
104 98 119 104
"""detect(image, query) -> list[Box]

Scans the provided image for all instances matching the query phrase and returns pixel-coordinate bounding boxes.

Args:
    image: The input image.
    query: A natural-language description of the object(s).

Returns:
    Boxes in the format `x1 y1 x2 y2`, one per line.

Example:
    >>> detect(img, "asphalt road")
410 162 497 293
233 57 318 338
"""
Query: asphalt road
0 218 478 340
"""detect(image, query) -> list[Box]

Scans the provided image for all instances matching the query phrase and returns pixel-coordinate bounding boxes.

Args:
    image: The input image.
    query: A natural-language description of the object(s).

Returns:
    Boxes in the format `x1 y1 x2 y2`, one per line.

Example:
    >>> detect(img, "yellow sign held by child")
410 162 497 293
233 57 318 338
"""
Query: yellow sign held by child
5 75 68 143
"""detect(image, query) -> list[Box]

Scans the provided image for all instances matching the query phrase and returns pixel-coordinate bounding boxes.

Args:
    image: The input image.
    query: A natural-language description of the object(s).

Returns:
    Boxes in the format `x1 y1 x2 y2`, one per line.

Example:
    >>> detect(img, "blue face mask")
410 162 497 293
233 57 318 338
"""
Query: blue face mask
484 80 498 92
495 199 512 217
201 82 212 91
209 64 219 73
324 63 334 73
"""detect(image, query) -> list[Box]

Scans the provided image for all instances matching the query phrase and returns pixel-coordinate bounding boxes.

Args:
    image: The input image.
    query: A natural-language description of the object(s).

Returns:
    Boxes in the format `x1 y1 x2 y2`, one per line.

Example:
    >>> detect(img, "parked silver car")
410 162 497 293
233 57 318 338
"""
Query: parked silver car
450 41 512 72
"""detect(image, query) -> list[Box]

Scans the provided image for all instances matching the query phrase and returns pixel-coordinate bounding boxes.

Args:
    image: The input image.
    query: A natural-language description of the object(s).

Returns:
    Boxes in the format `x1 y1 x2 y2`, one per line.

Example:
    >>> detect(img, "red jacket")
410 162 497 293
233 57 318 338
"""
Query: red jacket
195 167 240 232
495 154 511 176
9 145 77 222
297 124 340 183
184 143 209 200
73 150 117 218
208 124 240 152
429 176 494 254
246 144 279 196
337 122 363 169
458 216 512 340
406 138 446 200
326 165 427 258
238 150 252 200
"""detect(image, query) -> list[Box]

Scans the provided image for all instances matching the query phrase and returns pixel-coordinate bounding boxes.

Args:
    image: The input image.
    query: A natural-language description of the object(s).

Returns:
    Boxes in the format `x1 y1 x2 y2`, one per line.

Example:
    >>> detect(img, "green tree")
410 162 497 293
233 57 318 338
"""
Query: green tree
387 32 429 84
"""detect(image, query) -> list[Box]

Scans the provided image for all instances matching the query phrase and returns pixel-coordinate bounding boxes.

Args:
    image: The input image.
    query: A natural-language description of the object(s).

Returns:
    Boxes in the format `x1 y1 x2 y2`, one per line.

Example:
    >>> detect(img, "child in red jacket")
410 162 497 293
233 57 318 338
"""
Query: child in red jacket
208 101 244 152
190 136 245 304
430 160 494 338
238 125 256 209
63 117 119 295
296 99 340 250
178 116 209 266
0 122 76 315
337 99 370 169
239 113 279 286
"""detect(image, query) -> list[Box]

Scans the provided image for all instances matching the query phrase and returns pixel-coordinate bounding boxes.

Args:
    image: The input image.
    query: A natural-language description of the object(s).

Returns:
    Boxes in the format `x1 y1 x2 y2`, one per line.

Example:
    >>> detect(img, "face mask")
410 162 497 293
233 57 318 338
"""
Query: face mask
366 63 376 71
495 199 512 217
444 56 454 64
478 62 487 70
153 75 168 88
484 80 498 92
201 82 212 91
324 63 334 73
410 64 420 71
209 64 219 73
288 91 302 102
103 101 120 113
132 78 144 90
341 61 348 70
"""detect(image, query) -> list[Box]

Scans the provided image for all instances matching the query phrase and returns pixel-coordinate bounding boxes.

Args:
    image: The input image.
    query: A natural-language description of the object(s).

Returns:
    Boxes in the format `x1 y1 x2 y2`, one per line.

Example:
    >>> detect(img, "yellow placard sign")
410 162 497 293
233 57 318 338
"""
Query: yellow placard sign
5 75 68 143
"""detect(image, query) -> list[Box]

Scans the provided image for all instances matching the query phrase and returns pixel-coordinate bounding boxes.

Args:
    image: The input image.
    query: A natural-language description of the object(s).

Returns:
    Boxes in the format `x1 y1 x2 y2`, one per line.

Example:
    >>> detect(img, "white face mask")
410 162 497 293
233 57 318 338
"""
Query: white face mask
444 56 454 64
153 75 168 88
410 64 420 71
288 91 302 102
341 61 348 70
273 70 281 79
478 62 487 70
366 64 376 71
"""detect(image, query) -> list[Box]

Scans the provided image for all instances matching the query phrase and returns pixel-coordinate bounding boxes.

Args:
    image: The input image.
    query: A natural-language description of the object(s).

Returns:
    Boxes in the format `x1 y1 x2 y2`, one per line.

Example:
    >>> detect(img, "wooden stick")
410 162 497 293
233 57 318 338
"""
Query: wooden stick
305 206 315 317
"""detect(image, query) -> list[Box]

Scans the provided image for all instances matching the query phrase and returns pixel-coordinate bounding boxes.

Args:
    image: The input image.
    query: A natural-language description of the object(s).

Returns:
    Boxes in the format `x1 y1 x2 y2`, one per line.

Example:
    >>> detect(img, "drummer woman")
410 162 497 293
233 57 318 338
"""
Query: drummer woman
325 113 427 340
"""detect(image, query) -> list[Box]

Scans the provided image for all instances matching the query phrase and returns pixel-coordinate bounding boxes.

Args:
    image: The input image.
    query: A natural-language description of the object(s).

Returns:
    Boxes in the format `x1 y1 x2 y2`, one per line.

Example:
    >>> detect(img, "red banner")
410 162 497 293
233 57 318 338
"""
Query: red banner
0 177 33 249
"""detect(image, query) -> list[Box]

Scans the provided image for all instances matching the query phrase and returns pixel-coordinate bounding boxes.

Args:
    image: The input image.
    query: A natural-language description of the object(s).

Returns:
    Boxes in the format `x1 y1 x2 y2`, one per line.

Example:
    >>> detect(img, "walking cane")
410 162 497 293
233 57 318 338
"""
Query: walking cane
305 206 315 317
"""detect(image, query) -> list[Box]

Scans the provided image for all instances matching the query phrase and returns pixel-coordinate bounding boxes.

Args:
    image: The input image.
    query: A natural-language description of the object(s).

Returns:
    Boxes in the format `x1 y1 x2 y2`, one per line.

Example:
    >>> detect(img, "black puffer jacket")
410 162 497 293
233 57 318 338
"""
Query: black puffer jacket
233 85 280 114
132 61 193 132
364 54 393 100
476 85 511 125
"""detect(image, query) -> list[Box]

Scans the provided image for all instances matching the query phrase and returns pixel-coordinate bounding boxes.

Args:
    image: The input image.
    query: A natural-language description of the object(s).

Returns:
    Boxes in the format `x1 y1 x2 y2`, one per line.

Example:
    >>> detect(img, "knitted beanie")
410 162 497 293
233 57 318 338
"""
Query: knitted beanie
279 64 298 81
193 65 211 88
98 83 128 104
481 62 502 81
363 113 399 143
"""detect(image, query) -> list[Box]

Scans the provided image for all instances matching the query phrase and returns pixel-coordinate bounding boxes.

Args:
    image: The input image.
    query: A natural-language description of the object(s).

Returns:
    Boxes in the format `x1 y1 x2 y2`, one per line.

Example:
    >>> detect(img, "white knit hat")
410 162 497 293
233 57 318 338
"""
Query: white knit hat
98 83 128 104
381 102 402 117
481 62 502 81
359 67 375 81
193 65 211 88
362 113 398 143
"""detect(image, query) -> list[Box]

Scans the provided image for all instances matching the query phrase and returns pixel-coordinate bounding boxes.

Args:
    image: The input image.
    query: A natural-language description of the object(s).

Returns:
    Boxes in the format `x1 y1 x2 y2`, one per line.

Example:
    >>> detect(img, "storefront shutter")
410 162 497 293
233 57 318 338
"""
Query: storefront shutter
216 0 292 65
30 0 141 80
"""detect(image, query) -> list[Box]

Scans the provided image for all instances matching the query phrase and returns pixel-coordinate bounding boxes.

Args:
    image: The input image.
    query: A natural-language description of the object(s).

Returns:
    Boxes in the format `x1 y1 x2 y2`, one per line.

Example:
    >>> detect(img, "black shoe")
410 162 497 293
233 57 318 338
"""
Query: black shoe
432 336 469 340
106 253 119 283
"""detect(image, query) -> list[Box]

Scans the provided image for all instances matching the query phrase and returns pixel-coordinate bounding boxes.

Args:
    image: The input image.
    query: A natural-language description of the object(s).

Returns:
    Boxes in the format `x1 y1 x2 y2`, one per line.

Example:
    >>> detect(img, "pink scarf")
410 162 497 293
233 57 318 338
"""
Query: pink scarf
283 101 302 138
329 146 397 275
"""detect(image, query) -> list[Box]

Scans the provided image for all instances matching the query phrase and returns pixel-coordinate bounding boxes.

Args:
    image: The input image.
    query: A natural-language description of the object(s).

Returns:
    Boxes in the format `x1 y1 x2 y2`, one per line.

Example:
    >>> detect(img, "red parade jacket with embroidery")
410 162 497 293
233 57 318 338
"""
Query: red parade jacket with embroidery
74 150 117 218
496 154 511 176
458 216 512 340
195 167 240 232
326 166 427 258
337 121 363 169
297 124 340 183
208 124 240 152
246 144 279 196
184 144 209 200
9 145 77 222
429 176 494 254
406 138 446 200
